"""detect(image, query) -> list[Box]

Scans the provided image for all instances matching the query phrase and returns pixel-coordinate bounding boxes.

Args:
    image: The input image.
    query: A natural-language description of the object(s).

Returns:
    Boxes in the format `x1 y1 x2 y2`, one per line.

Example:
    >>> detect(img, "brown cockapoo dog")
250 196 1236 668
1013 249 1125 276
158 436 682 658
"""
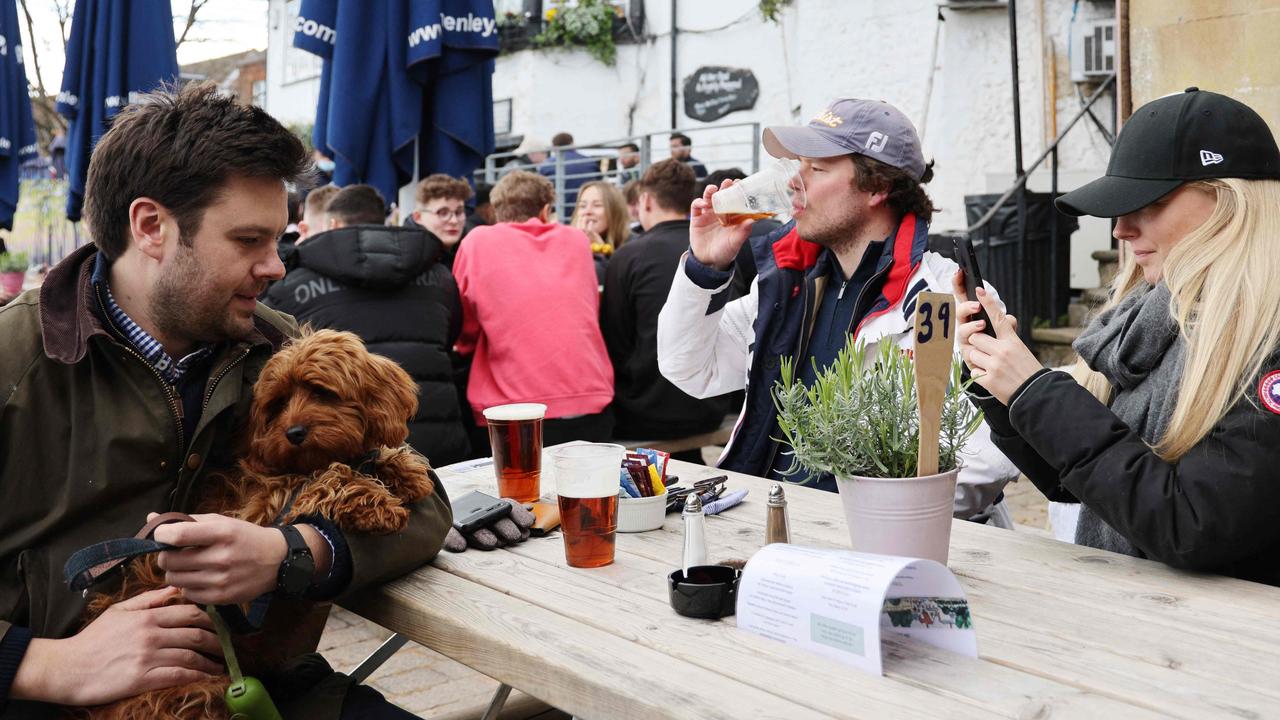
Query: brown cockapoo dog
73 329 435 720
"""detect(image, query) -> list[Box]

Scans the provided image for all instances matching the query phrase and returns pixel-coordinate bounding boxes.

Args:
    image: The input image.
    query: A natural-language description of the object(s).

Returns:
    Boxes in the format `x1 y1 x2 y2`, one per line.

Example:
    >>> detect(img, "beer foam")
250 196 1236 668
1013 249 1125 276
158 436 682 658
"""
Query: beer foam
482 403 547 421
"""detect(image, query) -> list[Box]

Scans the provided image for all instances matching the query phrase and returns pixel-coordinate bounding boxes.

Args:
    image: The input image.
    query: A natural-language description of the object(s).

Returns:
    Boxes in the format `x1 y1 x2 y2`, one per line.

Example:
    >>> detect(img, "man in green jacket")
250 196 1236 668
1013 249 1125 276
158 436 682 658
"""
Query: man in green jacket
0 84 451 718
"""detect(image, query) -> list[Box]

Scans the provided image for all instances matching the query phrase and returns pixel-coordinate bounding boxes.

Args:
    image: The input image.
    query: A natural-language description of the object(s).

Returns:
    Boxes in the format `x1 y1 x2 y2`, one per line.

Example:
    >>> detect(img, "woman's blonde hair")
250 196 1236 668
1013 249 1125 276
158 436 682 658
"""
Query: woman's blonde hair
571 181 631 249
1070 178 1280 460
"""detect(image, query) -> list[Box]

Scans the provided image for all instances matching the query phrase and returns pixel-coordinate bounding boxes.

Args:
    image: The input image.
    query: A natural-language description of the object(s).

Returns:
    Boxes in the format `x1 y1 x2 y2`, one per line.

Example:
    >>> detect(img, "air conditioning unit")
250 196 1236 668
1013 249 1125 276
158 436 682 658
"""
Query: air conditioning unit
1071 19 1116 82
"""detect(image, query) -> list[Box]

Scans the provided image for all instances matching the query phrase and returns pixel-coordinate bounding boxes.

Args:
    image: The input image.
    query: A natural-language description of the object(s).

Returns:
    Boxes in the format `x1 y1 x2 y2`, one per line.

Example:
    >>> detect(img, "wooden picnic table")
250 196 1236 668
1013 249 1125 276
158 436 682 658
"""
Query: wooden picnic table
342 453 1280 719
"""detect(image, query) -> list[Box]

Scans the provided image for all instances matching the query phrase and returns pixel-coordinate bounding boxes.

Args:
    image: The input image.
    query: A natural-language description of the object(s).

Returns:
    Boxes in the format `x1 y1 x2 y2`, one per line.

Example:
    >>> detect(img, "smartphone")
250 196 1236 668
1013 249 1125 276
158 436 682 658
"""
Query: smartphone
953 237 998 338
451 490 512 534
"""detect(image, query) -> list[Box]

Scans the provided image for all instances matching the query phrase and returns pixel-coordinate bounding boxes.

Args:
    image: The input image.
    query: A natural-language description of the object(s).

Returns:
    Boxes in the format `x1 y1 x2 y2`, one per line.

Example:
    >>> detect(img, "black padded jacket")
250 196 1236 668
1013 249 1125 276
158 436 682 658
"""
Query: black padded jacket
266 225 470 466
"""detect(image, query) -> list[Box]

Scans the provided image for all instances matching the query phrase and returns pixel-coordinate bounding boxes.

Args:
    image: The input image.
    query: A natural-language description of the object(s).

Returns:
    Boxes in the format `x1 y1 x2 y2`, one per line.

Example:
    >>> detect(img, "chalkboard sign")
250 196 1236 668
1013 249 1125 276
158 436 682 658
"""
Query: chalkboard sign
683 66 759 123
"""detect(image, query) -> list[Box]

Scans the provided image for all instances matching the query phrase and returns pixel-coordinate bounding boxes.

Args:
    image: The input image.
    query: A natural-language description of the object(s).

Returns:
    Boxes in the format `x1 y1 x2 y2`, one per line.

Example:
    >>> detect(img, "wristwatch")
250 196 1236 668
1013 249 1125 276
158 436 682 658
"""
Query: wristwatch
276 525 315 596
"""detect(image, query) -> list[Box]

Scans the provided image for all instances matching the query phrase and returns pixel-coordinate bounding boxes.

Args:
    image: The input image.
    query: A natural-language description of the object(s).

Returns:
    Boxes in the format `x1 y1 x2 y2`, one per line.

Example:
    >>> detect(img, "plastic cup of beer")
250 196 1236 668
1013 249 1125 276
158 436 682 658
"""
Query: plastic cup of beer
552 443 625 568
483 403 547 503
711 158 806 226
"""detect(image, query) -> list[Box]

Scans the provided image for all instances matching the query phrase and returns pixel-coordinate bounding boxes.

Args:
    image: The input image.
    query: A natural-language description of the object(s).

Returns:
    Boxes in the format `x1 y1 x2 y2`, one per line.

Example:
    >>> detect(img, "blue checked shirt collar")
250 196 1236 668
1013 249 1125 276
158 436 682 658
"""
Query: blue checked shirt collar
91 253 213 385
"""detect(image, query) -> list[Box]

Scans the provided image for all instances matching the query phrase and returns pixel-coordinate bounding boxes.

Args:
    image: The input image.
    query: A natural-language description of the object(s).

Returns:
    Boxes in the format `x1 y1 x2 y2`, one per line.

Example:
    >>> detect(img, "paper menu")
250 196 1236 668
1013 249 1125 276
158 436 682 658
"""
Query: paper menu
438 456 497 479
735 544 977 675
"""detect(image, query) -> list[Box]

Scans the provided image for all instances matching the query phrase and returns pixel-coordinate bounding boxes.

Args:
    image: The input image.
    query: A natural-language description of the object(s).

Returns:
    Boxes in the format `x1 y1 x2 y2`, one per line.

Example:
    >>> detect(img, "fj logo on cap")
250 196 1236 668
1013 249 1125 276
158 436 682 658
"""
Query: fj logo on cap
865 132 887 153
813 110 843 128
1200 149 1224 166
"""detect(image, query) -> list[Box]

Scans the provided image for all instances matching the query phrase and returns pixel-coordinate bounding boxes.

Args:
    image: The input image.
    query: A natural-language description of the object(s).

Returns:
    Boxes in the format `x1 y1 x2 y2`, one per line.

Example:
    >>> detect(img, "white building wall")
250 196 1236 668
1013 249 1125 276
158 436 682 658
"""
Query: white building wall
265 0 324 126
264 0 1118 287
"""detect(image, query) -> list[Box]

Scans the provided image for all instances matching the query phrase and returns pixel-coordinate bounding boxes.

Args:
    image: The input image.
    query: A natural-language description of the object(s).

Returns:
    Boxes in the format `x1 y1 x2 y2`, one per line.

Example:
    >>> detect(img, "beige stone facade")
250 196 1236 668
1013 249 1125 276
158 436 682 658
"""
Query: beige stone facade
1128 0 1280 128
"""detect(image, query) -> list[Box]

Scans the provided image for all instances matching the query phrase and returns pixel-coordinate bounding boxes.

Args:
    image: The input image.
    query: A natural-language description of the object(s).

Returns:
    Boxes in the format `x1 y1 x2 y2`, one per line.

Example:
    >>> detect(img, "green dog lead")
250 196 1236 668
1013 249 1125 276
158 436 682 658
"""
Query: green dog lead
207 606 283 720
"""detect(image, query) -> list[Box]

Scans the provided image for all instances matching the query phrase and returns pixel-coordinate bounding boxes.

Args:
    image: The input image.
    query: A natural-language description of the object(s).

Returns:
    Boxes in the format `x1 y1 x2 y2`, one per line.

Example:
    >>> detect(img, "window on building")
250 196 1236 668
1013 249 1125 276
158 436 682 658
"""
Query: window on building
252 79 266 107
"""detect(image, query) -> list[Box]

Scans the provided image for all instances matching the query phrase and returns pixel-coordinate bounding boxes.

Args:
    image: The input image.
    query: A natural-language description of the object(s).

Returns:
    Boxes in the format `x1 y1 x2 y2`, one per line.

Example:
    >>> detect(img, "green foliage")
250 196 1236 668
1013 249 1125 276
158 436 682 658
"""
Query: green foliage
535 0 619 66
772 339 983 480
0 251 30 274
286 122 315 155
496 11 528 29
759 0 794 23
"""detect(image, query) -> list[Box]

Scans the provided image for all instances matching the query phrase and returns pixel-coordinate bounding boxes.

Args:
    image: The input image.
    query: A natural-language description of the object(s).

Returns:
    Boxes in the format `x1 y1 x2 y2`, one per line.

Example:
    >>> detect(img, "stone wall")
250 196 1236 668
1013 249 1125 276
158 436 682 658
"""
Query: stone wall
1128 0 1280 128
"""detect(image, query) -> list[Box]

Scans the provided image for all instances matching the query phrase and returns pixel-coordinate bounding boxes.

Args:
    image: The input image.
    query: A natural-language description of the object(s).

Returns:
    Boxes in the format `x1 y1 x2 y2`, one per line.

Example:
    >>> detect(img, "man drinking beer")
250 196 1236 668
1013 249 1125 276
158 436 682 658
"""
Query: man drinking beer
655 98 1019 526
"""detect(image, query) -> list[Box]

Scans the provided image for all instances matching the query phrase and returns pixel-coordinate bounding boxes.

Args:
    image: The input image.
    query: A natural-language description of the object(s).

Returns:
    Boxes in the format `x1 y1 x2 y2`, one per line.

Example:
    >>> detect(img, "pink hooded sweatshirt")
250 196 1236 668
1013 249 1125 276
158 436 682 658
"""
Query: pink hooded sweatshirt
453 218 614 422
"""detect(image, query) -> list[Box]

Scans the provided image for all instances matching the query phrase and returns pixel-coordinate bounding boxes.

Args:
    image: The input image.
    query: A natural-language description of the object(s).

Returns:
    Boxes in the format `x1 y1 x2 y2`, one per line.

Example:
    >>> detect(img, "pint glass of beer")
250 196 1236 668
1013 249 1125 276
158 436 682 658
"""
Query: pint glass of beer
711 158 806 226
553 443 625 568
483 403 547 503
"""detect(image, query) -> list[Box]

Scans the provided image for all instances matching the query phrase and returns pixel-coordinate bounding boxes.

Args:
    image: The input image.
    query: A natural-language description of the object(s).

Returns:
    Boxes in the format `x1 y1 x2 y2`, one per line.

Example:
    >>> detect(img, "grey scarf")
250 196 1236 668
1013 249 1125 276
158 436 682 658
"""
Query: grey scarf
1069 282 1185 556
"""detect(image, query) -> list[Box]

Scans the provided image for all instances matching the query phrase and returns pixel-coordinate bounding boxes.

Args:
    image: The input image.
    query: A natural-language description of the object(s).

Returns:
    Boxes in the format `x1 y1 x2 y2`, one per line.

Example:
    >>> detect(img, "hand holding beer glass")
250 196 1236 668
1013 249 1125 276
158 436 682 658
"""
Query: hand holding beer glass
483 403 546 503
553 443 625 568
690 159 806 270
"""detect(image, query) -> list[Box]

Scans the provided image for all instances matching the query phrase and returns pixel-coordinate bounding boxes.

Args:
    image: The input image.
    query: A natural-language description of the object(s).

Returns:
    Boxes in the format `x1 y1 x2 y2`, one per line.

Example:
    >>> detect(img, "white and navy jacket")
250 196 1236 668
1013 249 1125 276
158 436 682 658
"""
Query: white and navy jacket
657 216 1019 524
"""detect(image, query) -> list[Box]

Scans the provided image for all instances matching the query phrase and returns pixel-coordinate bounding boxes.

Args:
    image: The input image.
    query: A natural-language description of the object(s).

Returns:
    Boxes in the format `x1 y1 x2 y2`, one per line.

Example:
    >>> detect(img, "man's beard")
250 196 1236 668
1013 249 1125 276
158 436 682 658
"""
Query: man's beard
150 243 256 345
797 204 866 255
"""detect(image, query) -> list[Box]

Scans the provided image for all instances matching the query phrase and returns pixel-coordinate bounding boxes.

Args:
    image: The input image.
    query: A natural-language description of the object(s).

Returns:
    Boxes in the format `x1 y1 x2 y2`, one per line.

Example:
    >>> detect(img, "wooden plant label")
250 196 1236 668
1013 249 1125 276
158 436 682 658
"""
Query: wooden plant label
912 292 955 477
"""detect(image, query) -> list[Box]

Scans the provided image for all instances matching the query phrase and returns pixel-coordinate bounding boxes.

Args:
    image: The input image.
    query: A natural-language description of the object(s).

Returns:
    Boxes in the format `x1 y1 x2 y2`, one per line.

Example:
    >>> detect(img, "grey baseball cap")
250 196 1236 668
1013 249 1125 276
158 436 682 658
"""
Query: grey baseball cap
763 98 926 180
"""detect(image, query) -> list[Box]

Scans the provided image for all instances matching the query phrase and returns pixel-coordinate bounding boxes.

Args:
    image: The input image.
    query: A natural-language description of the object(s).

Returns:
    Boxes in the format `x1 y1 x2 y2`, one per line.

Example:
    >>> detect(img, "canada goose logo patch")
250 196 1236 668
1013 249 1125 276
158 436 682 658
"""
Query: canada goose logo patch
1259 370 1280 415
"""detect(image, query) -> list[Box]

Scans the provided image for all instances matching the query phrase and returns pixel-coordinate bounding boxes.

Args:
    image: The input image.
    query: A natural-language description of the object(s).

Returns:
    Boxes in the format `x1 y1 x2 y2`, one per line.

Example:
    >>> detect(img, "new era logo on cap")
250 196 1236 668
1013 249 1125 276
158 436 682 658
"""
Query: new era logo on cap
1200 149 1224 166
1057 88 1280 218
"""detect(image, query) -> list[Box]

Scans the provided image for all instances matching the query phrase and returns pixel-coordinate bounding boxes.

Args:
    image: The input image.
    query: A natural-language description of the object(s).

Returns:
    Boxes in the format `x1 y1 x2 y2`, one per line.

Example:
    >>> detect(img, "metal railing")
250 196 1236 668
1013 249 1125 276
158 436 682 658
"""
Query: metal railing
476 122 762 221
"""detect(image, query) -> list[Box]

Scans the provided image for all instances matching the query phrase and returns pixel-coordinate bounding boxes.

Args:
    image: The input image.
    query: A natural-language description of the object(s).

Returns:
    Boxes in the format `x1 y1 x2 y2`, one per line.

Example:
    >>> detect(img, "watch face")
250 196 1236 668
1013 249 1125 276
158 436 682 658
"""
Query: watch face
278 526 316 596
281 550 315 595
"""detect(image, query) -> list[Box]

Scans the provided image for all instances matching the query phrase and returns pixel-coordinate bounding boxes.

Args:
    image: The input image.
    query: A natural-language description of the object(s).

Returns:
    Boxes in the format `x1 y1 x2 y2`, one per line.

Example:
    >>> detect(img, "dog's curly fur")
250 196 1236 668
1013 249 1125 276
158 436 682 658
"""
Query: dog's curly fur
73 329 435 720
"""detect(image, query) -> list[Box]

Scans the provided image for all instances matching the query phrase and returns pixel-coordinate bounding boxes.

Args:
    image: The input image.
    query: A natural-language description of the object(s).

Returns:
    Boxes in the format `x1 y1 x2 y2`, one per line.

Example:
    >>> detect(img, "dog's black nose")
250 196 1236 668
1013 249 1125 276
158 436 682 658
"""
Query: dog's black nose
285 425 309 445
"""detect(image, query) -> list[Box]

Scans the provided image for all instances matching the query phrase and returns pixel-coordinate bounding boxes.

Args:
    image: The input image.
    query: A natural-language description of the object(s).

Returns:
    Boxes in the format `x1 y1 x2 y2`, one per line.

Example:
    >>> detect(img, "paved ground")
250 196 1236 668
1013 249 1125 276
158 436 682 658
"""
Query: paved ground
318 607 566 719
318 450 1051 718
1003 475 1049 529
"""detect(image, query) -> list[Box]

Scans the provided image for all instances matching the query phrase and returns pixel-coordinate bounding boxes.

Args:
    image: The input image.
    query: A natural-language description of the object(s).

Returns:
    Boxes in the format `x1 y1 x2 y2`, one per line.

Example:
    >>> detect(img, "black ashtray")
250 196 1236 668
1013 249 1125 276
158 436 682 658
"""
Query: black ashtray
668 564 742 619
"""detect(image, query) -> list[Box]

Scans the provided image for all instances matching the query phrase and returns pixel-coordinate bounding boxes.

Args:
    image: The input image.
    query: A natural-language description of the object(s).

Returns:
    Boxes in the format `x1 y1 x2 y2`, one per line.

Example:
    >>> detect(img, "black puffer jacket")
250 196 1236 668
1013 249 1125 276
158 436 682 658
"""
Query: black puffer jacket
973 364 1280 587
264 225 470 466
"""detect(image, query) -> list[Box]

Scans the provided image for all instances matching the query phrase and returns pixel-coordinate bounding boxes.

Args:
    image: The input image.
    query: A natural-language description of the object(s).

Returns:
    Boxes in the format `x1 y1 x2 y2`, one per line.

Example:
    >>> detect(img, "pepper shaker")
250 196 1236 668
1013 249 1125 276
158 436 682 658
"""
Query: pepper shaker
681 492 707 575
765 483 790 544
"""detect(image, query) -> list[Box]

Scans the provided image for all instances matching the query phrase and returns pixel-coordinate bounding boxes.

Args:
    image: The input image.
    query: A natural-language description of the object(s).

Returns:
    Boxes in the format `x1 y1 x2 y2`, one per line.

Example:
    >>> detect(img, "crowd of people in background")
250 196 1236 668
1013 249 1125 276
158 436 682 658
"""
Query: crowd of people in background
250 132 745 471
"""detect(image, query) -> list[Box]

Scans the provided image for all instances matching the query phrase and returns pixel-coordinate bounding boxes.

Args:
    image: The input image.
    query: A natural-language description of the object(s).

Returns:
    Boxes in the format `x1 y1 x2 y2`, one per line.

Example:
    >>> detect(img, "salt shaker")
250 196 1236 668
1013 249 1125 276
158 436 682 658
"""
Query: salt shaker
765 483 790 544
681 492 707 575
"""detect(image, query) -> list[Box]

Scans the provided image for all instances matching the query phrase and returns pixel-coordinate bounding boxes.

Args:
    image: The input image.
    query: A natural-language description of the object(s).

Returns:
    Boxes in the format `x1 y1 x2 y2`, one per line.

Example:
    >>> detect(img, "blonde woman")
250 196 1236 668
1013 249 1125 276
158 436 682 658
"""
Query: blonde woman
954 88 1280 586
571 181 631 285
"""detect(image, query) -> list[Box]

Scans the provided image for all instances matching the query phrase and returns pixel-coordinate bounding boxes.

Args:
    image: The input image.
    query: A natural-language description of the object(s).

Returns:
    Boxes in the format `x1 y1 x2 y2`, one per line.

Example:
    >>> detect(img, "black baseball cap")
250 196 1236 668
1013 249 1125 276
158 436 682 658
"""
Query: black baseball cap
1056 87 1280 218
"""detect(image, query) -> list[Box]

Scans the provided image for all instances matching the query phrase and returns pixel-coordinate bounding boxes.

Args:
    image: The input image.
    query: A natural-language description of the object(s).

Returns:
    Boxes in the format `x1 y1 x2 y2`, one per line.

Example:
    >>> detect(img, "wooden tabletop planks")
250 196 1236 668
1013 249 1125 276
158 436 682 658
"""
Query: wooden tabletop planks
343 566 810 720
343 456 1280 720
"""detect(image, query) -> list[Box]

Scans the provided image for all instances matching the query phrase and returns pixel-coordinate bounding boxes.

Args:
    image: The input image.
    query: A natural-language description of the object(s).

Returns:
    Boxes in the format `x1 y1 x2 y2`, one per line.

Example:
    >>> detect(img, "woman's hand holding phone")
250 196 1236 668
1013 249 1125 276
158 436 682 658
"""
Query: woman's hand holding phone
951 270 1045 404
